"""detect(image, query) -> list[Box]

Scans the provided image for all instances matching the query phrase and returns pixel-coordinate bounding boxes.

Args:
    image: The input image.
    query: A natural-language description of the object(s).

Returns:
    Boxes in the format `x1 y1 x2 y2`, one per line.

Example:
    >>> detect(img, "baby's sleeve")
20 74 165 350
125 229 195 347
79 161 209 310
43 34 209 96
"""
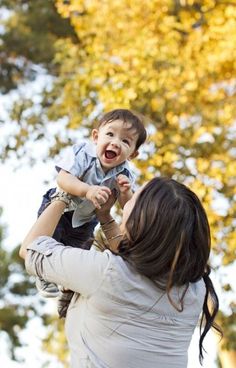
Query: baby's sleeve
129 171 137 192
55 143 87 178
122 167 137 192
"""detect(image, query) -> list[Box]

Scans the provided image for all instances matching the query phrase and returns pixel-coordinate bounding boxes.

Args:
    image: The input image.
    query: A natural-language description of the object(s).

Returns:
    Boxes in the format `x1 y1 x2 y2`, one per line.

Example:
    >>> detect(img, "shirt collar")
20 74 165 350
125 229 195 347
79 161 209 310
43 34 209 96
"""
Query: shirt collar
85 141 97 157
103 160 131 180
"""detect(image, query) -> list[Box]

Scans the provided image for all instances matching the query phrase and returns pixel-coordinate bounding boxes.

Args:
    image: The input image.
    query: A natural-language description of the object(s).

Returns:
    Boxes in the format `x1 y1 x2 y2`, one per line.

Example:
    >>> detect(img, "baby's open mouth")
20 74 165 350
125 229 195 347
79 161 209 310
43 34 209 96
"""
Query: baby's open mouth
105 150 117 159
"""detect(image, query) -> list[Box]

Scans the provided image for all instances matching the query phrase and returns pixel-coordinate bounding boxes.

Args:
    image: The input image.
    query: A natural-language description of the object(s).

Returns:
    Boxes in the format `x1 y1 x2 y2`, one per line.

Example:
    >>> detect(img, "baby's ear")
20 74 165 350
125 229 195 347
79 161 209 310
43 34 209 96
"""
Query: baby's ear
91 129 99 143
128 150 139 160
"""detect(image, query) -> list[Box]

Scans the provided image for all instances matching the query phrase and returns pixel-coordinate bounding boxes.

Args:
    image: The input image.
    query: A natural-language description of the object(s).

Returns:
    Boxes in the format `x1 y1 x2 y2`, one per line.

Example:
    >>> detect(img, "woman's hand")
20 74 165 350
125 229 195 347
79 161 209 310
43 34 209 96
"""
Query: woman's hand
95 189 117 223
116 174 131 193
96 189 123 253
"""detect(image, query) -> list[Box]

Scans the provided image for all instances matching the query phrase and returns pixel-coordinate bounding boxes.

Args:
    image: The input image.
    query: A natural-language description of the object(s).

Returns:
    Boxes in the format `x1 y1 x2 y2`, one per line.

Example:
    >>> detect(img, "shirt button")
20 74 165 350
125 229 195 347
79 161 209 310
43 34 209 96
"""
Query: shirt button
45 250 52 256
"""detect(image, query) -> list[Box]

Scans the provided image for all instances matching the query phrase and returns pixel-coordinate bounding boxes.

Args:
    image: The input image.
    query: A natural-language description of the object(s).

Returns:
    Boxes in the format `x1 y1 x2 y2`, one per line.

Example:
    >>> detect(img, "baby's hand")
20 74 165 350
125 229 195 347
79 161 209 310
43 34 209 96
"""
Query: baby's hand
116 174 131 194
86 185 111 209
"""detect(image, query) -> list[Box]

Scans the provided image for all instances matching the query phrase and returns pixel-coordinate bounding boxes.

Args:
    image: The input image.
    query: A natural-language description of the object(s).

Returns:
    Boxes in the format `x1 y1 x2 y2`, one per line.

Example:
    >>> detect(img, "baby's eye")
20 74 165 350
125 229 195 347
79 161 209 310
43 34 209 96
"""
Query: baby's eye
106 132 113 137
122 139 130 145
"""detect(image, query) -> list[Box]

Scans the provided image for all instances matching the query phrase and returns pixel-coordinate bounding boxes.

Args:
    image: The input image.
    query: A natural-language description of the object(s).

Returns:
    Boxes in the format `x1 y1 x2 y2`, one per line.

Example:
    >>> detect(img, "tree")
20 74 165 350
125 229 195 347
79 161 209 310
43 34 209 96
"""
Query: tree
0 0 77 93
1 0 235 366
0 208 36 359
0 208 68 365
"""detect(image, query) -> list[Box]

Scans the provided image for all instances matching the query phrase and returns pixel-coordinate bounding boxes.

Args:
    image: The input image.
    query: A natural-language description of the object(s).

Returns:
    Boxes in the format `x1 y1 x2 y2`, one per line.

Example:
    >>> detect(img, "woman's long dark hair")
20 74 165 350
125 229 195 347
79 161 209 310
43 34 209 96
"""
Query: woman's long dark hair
117 177 222 363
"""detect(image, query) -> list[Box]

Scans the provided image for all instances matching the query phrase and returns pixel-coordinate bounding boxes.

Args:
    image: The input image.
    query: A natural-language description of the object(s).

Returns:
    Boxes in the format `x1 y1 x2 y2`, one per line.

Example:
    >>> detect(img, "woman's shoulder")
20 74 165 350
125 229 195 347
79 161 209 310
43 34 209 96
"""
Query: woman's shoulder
102 250 156 291
188 278 206 304
103 249 132 272
166 279 206 318
101 249 207 297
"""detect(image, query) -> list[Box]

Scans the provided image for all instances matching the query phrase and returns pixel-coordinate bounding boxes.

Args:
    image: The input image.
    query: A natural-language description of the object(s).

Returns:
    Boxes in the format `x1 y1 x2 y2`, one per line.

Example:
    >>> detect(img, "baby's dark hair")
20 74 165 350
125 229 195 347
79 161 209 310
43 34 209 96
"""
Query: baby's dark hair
97 109 147 150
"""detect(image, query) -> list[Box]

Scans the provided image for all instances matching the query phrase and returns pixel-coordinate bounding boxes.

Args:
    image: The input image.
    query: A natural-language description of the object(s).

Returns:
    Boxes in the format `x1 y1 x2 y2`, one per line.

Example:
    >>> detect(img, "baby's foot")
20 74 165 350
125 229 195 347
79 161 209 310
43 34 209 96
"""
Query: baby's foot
57 288 74 318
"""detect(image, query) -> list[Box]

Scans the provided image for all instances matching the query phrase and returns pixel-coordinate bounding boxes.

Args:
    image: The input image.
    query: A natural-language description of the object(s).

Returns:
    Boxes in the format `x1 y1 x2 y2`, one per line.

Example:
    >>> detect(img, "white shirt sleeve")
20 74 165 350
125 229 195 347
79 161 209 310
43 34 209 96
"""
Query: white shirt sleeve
25 236 111 296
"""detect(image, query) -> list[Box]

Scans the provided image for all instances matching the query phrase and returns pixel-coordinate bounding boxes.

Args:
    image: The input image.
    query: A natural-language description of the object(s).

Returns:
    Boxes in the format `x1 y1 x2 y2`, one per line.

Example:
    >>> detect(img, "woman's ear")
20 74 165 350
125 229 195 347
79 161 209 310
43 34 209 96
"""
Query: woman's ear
128 150 139 160
92 129 99 143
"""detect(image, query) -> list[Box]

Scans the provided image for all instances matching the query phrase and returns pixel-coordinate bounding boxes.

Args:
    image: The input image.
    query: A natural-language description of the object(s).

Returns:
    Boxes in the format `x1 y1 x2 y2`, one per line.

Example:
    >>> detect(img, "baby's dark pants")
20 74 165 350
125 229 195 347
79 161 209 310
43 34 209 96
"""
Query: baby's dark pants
38 188 97 250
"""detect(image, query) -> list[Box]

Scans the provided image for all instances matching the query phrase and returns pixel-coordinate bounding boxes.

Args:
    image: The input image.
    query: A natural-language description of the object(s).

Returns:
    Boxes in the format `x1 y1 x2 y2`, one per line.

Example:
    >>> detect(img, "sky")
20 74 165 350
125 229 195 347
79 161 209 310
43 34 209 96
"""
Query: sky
0 162 221 367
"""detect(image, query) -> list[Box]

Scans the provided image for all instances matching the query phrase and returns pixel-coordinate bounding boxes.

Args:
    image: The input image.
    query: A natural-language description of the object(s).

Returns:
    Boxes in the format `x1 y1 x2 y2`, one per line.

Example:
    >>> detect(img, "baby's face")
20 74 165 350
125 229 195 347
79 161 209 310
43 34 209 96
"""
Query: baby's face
92 119 138 172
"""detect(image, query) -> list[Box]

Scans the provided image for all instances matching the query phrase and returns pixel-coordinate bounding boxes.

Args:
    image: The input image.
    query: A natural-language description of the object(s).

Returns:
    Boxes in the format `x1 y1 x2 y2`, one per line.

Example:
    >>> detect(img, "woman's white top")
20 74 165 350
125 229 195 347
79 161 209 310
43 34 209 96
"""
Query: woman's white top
25 236 206 368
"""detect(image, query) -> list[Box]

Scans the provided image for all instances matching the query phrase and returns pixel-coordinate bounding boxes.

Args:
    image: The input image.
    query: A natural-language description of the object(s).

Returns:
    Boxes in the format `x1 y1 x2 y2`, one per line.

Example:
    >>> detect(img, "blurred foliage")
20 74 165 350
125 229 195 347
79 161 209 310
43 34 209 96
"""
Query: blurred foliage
217 303 236 367
0 208 37 359
0 0 236 364
1 0 234 262
42 314 69 367
0 208 69 364
218 304 236 351
0 0 77 93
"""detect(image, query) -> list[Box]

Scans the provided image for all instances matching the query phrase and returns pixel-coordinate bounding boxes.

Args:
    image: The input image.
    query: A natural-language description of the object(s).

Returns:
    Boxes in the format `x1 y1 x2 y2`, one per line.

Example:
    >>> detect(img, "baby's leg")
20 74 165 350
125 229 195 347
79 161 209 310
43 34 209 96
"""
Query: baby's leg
37 188 57 217
57 217 98 318
61 213 98 248
36 188 62 298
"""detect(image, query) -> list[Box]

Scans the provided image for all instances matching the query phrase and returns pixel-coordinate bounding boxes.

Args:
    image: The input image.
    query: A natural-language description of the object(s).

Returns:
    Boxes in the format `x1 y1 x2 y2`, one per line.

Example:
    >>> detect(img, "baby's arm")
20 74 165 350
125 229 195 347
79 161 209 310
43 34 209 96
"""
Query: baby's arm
57 169 111 209
116 174 133 208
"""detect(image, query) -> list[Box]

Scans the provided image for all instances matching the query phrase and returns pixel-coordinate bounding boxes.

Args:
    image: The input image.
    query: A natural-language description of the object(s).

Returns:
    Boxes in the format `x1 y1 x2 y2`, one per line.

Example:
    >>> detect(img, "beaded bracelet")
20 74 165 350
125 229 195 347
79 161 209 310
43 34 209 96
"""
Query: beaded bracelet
101 219 118 234
102 225 117 233
100 218 115 226
106 234 123 241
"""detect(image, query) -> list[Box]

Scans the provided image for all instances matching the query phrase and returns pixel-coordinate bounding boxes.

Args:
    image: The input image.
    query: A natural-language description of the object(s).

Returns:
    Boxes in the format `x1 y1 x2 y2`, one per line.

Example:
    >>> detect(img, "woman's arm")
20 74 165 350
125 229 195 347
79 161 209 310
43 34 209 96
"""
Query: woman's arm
116 174 133 208
19 192 110 295
19 197 67 259
96 192 123 252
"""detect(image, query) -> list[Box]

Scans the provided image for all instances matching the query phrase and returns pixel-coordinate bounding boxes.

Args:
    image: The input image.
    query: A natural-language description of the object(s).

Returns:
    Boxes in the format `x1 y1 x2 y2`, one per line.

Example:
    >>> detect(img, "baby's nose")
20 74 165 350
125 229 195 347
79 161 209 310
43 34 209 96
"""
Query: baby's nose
111 139 120 147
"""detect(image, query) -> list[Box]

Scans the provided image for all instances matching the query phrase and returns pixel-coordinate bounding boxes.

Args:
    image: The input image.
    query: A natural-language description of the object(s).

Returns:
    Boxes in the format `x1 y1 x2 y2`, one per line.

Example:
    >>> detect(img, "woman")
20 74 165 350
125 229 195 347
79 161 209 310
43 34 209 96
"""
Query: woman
20 177 221 368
